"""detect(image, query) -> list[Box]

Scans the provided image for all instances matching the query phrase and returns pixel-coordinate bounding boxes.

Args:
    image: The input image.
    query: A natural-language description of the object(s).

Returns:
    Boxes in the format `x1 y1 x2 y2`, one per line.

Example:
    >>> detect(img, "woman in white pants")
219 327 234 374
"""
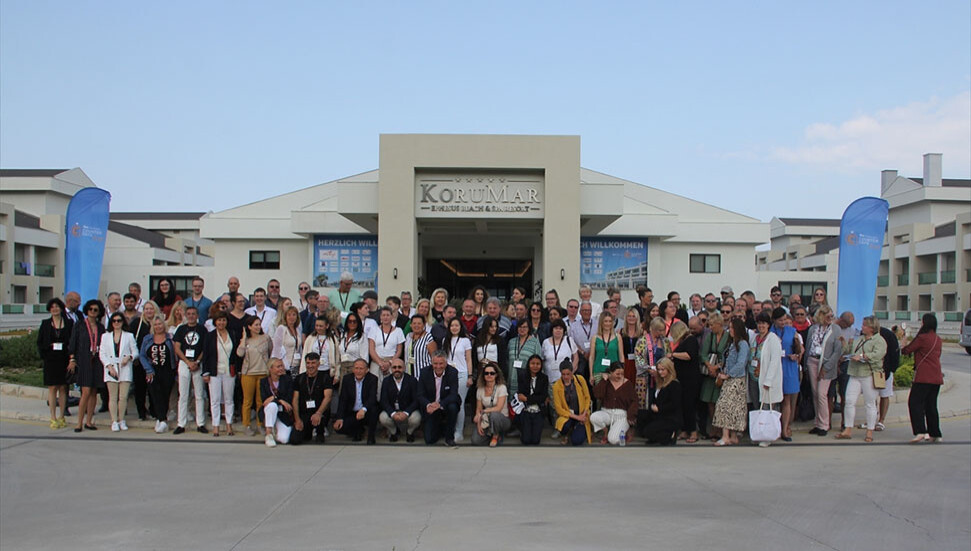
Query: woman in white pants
99 313 138 431
259 359 294 447
442 318 473 442
203 311 239 436
836 316 887 443
590 362 638 445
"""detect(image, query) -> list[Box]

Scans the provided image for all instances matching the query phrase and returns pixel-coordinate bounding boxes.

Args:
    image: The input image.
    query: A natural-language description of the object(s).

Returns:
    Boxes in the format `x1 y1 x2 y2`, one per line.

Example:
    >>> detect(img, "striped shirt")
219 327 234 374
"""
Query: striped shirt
405 331 434 378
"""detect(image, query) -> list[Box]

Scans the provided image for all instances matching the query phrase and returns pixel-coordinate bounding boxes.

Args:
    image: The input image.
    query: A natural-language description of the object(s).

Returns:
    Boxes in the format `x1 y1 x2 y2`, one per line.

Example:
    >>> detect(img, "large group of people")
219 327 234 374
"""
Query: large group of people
36 274 946 447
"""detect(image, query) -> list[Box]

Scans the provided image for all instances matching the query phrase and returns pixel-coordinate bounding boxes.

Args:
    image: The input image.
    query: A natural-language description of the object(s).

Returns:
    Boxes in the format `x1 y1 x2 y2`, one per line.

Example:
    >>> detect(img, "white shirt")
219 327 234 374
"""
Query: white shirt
542 336 575 382
245 305 277 336
368 325 405 359
447 336 472 374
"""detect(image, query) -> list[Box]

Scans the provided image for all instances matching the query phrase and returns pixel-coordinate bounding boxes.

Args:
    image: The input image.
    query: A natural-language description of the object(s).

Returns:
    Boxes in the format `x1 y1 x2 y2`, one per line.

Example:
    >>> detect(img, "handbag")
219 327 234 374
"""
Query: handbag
872 370 887 389
748 403 781 442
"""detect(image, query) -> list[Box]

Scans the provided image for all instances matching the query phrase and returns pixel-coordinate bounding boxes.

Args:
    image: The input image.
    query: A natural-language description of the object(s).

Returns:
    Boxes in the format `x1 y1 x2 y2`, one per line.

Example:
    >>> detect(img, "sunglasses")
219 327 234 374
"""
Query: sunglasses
111 318 124 324
721 310 732 314
299 286 309 291
483 371 497 376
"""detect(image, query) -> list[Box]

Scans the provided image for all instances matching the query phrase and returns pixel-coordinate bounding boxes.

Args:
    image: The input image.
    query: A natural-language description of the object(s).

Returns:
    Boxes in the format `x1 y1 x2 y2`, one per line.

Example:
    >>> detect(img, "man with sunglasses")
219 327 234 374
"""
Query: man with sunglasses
379 358 421 442
770 286 789 315
266 279 282 310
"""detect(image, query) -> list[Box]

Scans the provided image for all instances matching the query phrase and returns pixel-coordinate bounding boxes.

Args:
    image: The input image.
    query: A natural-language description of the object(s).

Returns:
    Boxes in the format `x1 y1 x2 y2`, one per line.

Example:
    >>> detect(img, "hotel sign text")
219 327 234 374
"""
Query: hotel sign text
415 174 544 218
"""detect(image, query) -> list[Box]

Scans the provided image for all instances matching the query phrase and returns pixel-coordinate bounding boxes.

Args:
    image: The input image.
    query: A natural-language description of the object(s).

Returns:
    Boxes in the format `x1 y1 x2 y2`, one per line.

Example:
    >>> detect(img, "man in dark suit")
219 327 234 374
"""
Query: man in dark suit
334 359 379 444
379 357 421 442
418 351 461 446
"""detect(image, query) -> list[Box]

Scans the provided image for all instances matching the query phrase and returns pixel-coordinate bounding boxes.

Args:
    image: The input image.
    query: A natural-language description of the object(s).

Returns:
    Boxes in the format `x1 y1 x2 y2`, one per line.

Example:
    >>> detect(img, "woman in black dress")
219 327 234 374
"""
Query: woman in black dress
68 299 106 432
640 358 682 445
37 298 73 429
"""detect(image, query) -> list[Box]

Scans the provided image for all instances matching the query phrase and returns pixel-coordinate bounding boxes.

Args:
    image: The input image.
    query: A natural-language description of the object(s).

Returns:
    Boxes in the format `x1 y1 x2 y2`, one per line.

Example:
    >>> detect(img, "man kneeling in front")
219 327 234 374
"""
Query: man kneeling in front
418 351 461 446
334 359 379 444
379 358 421 442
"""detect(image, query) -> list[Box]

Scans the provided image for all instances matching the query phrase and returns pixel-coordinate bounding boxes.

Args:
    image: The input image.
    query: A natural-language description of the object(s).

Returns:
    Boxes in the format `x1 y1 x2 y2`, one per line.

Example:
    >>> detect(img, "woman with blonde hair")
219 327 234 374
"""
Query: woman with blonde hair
836 316 886 443
640 358 681 445
620 308 643 384
429 288 449 325
668 320 701 443
590 313 624 384
166 300 187 337
272 306 304 374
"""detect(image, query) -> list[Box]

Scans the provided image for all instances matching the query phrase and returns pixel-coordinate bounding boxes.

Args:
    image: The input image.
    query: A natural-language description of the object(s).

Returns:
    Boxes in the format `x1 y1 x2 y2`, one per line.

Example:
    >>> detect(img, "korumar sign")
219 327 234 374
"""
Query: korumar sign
580 237 648 290
836 197 889 331
64 188 111 303
415 173 544 218
313 235 377 289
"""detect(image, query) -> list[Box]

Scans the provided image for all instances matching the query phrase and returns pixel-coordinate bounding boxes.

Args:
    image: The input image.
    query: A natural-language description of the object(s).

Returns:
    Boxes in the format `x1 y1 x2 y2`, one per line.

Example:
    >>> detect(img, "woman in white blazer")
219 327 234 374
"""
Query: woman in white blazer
100 312 139 431
752 312 783 447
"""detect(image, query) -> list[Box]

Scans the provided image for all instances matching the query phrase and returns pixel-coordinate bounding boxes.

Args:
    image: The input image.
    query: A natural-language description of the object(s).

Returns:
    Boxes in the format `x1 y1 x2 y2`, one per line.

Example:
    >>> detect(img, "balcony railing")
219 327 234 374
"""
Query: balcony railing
940 270 955 284
1 304 25 314
877 275 889 287
875 311 889 320
918 272 937 284
13 262 29 276
944 312 962 322
34 264 55 277
894 311 911 321
897 274 909 285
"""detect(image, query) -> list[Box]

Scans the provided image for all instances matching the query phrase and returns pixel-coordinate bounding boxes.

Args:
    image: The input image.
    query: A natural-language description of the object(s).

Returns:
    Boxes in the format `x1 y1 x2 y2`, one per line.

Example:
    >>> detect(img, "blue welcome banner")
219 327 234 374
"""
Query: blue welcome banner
836 197 889 330
65 188 111 303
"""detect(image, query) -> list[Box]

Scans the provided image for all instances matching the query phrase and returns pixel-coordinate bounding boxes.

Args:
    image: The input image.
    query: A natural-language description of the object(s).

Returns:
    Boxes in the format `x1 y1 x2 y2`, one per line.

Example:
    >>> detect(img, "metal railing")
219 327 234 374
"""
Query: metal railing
917 272 937 284
940 270 955 284
877 275 889 287
897 274 909 285
34 264 55 277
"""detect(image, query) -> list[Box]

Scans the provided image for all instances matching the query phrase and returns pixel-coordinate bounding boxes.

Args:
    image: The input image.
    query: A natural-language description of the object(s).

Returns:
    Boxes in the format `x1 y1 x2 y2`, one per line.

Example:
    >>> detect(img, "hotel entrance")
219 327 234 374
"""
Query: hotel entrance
422 258 534 303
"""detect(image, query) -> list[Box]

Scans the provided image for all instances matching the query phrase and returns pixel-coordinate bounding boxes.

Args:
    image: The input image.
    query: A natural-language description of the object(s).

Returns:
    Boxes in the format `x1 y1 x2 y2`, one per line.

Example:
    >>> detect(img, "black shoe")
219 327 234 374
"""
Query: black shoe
444 438 456 447
406 434 415 443
352 434 362 442
64 409 72 417
173 426 186 435
83 424 98 430
816 430 828 437
389 433 399 442
781 436 792 442
197 426 209 434
98 406 109 413
808 427 821 435
74 427 82 433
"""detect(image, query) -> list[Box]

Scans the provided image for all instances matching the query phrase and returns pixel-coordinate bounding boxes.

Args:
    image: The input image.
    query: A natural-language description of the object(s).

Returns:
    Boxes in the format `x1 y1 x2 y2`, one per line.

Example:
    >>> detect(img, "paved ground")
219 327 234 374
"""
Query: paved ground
1 415 969 551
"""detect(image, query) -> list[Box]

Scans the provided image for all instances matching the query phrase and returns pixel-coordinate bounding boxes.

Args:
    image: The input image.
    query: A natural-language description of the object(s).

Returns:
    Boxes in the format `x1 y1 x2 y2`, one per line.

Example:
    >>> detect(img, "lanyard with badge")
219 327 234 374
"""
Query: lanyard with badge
304 374 318 411
513 336 527 371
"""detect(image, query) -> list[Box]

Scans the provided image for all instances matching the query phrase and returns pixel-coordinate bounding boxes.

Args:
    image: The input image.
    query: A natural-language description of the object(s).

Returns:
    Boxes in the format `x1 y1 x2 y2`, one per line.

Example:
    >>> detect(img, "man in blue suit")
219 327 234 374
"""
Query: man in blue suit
418 351 461 446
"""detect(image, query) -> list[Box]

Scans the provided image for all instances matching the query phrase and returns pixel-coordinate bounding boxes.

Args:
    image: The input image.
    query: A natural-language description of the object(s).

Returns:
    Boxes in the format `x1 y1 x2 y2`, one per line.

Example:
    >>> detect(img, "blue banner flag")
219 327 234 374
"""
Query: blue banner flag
64 188 111 303
836 197 889 331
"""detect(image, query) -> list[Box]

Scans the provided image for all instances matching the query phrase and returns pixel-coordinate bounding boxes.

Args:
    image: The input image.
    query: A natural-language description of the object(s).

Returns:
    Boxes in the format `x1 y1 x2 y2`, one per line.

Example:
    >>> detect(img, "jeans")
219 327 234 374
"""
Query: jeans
207 374 235 428
177 362 207 429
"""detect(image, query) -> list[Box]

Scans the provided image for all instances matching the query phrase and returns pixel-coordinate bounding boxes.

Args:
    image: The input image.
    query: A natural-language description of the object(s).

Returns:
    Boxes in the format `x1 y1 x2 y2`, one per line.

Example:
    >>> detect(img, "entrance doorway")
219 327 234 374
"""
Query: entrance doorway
423 258 533 304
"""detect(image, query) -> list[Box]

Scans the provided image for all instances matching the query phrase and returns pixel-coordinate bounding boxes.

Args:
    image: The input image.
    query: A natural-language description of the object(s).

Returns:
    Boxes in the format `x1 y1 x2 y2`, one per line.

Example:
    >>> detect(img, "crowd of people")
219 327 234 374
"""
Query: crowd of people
36 273 946 447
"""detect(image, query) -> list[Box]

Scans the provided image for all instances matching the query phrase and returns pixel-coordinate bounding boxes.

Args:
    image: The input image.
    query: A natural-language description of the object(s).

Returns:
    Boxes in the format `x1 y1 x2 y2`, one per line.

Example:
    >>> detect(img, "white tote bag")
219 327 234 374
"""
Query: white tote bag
749 403 781 443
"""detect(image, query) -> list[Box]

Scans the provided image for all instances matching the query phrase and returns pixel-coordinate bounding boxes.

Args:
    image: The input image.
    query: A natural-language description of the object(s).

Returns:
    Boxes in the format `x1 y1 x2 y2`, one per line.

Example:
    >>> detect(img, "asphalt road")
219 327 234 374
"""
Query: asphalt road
2 417 969 551
941 346 971 375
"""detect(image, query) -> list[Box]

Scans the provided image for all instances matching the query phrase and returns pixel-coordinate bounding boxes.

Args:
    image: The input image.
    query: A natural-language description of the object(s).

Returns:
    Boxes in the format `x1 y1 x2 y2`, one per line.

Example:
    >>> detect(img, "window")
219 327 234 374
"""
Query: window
689 254 720 274
778 282 825 306
249 250 280 270
148 276 198 299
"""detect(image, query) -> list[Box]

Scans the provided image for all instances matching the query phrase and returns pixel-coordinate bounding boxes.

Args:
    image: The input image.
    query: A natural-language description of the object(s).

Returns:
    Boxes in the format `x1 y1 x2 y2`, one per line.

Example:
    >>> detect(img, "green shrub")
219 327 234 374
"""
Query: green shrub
0 332 42 370
894 356 914 388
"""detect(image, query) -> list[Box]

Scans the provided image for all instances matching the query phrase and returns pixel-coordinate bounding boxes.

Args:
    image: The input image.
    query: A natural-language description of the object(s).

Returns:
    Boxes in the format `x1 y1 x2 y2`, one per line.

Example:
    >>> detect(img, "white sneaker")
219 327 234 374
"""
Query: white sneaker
758 441 771 447
119 420 128 431
154 421 164 434
453 434 464 443
159 421 168 433
265 434 277 448
111 422 120 432
323 427 330 437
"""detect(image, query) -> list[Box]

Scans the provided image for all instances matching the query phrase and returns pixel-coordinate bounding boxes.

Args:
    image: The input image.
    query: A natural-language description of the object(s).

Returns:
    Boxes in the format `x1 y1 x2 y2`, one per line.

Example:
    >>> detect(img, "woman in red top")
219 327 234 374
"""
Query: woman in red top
901 313 943 443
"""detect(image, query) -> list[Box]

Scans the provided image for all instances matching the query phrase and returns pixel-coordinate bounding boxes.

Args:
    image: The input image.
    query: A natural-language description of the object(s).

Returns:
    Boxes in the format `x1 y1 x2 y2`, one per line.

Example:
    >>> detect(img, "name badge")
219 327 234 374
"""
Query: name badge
52 343 63 351
341 353 351 363
394 401 400 410
649 365 656 371
513 360 523 369
601 358 611 367
627 353 635 361
751 359 759 368
306 400 316 410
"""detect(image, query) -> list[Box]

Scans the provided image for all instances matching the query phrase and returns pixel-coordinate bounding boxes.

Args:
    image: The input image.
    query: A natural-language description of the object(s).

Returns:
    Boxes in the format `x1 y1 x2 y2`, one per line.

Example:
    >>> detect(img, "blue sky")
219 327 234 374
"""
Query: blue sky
2 1 969 221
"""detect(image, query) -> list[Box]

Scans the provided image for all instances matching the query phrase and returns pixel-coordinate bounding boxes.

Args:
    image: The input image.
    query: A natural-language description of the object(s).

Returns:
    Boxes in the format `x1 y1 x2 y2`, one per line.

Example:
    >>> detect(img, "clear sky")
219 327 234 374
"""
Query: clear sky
2 1 969 222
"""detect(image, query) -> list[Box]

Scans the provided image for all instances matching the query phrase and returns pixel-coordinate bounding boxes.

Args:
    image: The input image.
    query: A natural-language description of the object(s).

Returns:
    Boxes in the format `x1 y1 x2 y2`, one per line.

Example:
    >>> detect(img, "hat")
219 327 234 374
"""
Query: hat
362 290 378 300
720 286 733 295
